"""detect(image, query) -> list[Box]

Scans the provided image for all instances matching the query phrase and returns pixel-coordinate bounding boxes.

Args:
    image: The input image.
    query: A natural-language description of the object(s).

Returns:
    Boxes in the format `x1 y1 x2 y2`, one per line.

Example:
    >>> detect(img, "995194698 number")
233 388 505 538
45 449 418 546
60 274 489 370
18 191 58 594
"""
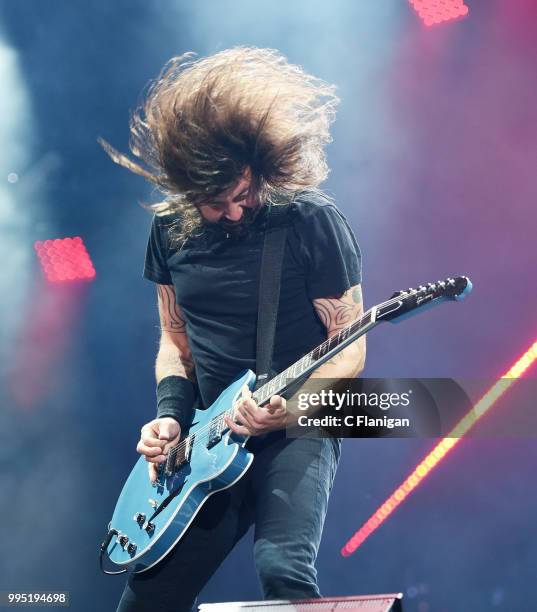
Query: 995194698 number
0 592 69 607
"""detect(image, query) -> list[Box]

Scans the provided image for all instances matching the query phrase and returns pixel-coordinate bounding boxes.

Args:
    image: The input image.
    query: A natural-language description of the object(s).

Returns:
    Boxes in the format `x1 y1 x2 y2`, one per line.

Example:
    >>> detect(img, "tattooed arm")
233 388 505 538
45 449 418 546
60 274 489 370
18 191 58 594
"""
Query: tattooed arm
155 284 196 384
311 284 366 379
136 284 196 482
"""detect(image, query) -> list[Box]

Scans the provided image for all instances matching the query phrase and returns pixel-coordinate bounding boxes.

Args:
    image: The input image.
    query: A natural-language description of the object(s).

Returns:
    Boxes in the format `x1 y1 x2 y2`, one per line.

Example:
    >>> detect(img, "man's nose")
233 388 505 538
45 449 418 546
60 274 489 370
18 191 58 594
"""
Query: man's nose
223 202 244 222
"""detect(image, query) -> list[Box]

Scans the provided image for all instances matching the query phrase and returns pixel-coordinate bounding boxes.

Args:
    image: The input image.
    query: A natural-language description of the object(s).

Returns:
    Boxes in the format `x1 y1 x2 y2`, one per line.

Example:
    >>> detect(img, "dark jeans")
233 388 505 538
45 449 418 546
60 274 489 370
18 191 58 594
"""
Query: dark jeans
116 434 341 612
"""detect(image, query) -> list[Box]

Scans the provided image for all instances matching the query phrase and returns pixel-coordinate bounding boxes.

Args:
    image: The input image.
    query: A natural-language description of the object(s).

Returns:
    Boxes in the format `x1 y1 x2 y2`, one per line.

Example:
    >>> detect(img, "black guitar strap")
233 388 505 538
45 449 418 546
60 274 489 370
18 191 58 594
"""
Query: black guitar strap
254 203 289 391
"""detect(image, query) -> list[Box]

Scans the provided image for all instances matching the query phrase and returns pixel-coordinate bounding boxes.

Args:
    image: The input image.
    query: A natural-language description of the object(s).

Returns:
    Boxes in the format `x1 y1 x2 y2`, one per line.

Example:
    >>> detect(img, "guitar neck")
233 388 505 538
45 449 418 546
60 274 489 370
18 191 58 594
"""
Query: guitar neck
252 305 381 406
251 275 472 406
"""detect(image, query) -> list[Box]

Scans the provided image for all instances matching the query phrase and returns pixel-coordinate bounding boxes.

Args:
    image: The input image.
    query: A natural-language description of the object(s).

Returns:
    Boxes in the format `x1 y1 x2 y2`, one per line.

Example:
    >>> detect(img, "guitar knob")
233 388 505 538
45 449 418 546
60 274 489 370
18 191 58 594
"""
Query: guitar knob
145 522 155 534
127 542 137 555
148 499 158 509
133 513 146 525
118 534 129 548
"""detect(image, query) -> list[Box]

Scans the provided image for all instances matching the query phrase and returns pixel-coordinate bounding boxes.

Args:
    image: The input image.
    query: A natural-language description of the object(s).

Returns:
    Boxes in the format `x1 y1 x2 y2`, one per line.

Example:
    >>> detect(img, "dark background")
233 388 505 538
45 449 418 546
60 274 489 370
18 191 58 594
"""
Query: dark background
0 1 536 610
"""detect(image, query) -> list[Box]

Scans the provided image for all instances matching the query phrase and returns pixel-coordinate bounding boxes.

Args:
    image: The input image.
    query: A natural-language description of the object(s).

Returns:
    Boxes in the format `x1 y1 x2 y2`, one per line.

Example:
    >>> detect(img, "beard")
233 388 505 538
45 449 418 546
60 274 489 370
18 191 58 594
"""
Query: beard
214 203 264 239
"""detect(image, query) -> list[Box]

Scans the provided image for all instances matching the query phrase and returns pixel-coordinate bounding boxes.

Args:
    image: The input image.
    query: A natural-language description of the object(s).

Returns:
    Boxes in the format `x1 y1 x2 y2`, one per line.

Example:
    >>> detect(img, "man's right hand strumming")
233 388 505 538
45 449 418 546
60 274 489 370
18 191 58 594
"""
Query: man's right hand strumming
137 417 181 483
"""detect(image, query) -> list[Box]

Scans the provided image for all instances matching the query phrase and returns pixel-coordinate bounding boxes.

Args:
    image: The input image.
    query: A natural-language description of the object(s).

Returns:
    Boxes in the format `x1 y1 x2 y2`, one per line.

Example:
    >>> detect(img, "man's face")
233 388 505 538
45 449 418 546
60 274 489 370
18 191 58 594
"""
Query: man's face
197 169 261 236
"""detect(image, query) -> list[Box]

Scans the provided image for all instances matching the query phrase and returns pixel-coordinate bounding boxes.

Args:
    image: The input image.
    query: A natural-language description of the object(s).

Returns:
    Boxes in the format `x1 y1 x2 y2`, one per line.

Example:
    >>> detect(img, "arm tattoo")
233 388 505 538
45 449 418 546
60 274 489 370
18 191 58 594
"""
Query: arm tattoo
314 286 362 332
313 285 364 362
312 284 366 376
157 285 186 333
156 285 197 383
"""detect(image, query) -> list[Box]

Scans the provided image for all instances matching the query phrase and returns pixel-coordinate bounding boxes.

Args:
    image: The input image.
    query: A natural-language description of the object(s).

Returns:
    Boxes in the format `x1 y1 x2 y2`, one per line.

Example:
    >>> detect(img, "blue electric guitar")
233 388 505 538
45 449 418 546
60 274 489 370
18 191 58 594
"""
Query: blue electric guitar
101 276 472 574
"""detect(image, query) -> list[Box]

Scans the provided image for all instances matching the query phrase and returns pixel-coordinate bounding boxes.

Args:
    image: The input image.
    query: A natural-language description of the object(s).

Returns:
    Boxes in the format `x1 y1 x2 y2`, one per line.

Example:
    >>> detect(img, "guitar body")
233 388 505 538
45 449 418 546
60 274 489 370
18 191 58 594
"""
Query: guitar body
106 370 256 573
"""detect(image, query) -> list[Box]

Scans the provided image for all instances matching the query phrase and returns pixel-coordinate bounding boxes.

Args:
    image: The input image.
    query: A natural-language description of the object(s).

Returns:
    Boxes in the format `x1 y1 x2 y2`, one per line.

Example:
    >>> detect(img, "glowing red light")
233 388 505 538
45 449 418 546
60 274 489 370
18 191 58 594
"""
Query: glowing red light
34 236 96 283
341 340 537 557
409 0 469 26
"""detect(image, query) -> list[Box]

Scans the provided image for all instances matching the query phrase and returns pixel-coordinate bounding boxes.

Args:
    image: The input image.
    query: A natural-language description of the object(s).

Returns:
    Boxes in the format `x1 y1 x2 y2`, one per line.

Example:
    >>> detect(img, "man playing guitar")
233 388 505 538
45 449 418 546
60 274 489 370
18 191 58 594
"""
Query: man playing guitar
104 46 365 612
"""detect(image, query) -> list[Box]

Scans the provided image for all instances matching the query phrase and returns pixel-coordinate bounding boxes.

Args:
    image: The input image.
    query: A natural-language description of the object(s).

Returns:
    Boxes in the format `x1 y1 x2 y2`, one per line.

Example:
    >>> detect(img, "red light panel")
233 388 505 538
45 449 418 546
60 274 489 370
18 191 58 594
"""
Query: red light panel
34 236 96 283
409 0 469 26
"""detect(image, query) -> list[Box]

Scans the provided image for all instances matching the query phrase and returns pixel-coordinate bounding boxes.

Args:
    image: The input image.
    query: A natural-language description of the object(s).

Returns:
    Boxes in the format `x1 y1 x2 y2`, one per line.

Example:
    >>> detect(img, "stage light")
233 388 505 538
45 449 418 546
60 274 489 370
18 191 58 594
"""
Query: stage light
409 0 469 27
34 236 96 283
342 340 537 556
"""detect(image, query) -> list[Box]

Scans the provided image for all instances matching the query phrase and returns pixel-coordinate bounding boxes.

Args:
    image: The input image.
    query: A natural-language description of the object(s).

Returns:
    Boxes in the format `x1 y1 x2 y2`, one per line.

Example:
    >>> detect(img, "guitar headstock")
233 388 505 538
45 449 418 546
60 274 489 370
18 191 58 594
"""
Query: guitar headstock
377 276 472 323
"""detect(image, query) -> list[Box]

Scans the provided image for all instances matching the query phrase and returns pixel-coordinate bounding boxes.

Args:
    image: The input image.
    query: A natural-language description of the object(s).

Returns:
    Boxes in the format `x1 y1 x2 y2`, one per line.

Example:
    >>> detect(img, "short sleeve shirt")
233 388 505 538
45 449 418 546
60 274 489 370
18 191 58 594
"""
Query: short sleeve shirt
144 191 362 409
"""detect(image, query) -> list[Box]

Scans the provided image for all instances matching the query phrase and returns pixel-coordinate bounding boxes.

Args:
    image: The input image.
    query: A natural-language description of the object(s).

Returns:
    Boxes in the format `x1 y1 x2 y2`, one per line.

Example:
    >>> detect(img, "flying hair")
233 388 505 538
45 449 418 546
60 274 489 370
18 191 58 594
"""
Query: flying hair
100 46 339 242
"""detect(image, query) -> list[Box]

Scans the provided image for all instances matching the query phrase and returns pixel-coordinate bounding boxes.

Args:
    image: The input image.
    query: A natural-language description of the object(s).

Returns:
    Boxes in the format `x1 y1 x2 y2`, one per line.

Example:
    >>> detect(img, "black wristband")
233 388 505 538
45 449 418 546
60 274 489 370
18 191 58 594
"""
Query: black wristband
156 376 197 430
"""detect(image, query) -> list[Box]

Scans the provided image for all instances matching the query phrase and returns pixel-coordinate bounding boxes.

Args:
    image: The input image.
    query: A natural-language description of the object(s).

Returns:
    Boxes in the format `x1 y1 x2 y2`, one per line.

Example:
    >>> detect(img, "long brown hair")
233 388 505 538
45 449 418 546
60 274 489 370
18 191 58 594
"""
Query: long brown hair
100 46 339 242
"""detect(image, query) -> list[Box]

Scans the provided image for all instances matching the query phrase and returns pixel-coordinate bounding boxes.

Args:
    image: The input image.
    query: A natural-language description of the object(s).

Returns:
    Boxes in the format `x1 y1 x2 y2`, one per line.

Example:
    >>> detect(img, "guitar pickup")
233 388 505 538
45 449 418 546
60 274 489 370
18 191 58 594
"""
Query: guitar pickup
207 418 223 449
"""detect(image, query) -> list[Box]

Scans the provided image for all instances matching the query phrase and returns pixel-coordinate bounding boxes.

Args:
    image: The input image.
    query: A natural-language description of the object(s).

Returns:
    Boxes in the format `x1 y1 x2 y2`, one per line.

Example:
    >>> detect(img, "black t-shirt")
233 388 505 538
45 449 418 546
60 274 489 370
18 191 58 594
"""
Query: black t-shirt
143 191 362 410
